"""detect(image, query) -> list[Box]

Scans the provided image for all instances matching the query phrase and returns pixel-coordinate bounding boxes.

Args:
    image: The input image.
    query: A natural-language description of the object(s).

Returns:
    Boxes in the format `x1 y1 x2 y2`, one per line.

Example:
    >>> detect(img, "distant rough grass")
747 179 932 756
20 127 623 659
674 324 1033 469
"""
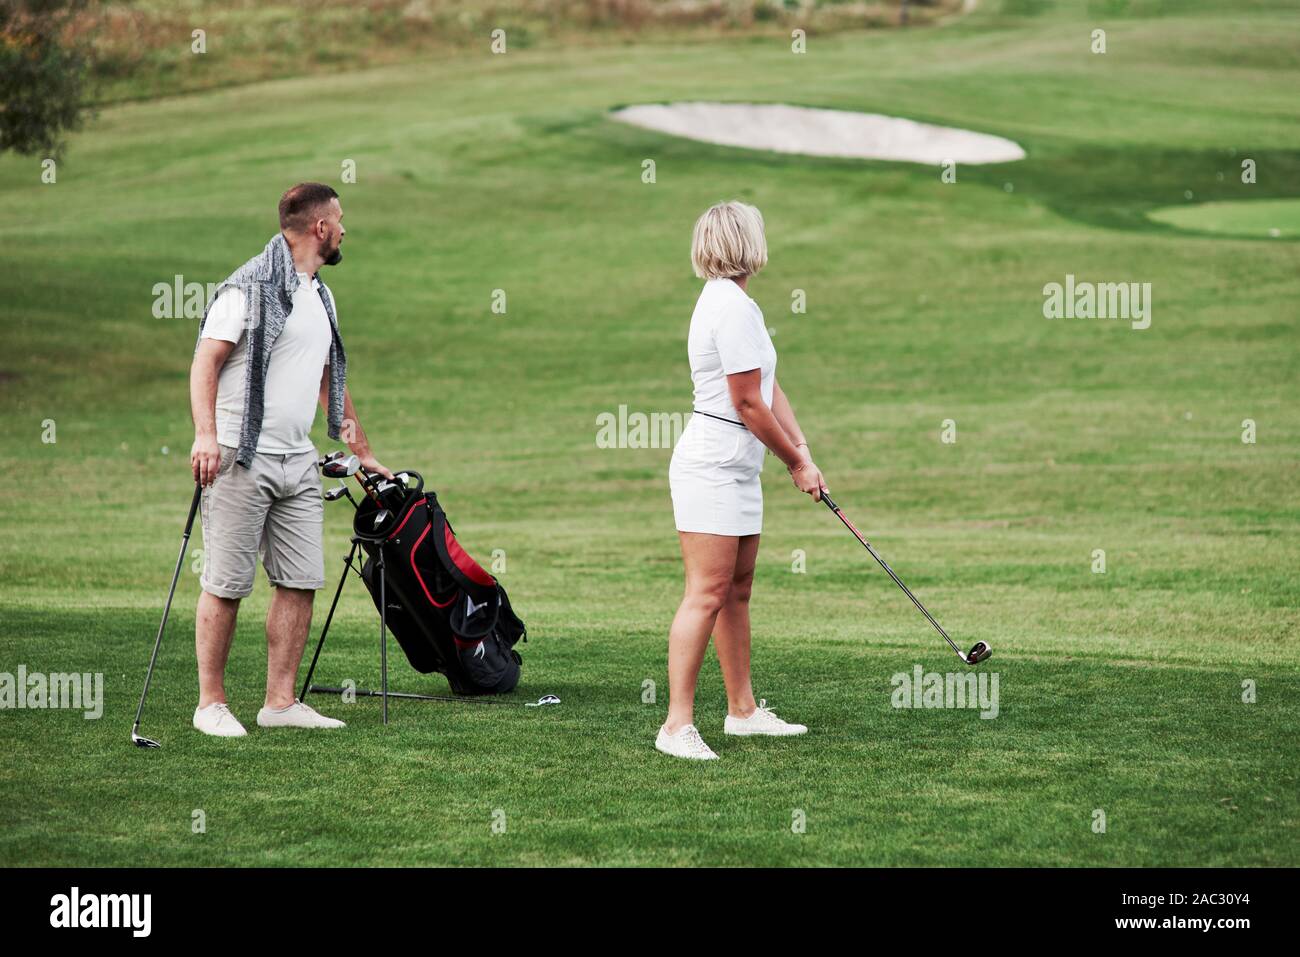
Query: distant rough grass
71 0 960 103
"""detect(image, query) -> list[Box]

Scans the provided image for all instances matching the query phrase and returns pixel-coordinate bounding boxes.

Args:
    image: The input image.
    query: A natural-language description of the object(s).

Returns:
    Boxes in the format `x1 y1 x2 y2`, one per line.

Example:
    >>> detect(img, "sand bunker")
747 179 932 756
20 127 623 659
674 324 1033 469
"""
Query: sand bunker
611 102 1025 165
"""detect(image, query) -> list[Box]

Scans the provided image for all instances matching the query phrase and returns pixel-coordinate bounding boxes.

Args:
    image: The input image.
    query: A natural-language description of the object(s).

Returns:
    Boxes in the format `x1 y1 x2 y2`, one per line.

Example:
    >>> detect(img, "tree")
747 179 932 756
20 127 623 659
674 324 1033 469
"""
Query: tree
0 0 91 158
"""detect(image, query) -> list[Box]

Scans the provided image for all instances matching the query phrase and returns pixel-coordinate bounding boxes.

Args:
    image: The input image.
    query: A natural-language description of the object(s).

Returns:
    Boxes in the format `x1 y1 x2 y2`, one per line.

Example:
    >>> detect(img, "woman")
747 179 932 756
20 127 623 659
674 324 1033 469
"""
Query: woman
657 201 827 760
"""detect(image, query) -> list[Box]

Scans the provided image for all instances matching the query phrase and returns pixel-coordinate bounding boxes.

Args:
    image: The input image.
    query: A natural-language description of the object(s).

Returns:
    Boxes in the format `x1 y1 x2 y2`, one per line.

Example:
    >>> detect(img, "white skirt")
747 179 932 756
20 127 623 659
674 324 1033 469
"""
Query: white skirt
669 414 767 536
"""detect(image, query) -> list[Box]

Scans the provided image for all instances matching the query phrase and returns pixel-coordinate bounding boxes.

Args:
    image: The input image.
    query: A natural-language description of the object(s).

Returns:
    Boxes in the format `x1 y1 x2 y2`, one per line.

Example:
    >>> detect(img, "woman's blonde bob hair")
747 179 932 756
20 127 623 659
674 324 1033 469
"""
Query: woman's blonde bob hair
691 201 768 280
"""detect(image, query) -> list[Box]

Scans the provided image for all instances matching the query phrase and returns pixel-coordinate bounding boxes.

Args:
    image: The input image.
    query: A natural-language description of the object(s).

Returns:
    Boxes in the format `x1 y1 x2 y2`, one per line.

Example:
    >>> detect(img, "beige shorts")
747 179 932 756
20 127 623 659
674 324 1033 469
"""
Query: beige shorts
199 444 325 598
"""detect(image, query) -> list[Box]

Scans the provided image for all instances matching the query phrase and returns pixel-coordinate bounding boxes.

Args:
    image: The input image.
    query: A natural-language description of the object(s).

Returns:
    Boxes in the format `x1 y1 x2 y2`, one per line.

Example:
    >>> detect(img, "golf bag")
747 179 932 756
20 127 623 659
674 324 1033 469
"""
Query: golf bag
354 475 524 695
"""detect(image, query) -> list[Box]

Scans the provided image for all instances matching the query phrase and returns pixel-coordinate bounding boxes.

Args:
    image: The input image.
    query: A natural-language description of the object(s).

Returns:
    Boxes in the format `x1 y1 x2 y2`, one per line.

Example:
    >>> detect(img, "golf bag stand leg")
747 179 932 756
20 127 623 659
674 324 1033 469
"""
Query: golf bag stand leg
299 539 360 702
131 483 203 749
377 546 389 724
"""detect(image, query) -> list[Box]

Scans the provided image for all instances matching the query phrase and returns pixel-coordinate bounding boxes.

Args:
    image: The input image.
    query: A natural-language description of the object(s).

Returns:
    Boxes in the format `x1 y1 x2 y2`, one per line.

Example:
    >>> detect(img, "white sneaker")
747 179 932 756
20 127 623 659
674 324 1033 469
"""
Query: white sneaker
725 699 807 737
655 723 719 760
257 699 346 729
193 702 247 737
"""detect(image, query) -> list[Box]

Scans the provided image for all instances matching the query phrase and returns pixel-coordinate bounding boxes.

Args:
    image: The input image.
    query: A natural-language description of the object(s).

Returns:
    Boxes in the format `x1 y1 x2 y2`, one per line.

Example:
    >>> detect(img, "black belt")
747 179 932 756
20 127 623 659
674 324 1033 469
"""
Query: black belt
693 409 746 429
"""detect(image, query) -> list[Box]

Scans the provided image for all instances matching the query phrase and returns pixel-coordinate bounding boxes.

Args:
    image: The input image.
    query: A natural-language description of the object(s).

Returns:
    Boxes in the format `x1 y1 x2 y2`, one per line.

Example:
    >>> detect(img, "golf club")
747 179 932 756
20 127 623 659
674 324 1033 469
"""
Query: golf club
360 468 403 511
304 685 560 708
350 464 392 505
130 482 204 748
324 481 358 508
319 452 387 505
320 452 360 479
821 491 991 666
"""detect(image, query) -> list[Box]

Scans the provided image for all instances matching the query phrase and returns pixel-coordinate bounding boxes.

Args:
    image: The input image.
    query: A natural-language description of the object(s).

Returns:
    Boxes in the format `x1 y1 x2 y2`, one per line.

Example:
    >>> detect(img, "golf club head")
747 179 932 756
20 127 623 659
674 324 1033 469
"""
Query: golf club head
324 483 350 502
321 454 361 479
131 731 161 749
372 509 391 530
317 450 343 467
966 641 992 665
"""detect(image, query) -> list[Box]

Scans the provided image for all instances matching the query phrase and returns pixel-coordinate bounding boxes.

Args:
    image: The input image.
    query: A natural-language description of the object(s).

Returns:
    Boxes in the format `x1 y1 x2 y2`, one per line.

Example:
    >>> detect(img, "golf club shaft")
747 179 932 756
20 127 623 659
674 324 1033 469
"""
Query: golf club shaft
821 492 967 662
378 550 388 725
305 685 510 705
360 467 404 512
355 471 382 503
131 482 203 737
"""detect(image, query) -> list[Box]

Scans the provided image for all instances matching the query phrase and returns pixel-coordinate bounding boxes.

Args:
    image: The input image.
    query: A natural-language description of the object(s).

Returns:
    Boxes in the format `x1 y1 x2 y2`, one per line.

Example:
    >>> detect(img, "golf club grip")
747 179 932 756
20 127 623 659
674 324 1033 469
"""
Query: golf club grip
185 481 202 530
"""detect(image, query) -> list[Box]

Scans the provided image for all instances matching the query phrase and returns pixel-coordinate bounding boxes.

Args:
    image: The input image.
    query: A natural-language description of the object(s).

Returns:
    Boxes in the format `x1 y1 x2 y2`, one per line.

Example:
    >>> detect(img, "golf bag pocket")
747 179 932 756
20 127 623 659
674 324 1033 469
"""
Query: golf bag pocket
449 588 500 640
454 630 520 695
450 586 522 693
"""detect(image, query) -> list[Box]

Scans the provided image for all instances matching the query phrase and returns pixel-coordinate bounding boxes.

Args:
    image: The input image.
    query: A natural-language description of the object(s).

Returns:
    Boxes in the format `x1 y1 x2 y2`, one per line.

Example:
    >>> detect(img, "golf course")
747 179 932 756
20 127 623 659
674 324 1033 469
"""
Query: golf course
1 0 1297 867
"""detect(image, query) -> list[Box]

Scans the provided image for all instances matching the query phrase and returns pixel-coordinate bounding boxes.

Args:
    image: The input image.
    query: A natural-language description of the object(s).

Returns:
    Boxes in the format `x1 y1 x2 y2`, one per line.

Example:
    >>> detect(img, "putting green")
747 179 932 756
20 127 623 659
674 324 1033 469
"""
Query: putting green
1148 198 1300 239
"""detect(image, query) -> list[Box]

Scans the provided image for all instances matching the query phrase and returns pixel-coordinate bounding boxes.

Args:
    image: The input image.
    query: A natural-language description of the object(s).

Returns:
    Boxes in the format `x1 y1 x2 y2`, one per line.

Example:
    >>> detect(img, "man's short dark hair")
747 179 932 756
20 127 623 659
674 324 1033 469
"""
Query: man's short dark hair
278 182 339 232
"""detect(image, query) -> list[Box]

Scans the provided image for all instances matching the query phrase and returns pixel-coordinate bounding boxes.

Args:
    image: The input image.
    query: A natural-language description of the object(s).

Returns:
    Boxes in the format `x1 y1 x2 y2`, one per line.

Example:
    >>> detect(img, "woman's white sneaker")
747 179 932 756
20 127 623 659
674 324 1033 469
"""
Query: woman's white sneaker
725 699 807 736
257 700 346 729
193 702 247 737
655 723 719 760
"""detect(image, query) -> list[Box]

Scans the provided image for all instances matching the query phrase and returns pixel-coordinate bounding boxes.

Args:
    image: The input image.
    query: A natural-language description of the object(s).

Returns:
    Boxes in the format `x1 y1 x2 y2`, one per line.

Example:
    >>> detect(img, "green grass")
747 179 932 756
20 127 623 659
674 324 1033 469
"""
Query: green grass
1148 198 1300 239
1 0 1298 866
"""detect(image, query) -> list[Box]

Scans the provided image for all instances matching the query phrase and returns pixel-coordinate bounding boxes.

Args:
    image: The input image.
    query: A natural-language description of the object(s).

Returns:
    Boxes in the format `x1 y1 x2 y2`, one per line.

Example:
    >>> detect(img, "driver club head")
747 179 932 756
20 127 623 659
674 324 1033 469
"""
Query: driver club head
966 641 992 665
321 454 361 479
131 731 161 749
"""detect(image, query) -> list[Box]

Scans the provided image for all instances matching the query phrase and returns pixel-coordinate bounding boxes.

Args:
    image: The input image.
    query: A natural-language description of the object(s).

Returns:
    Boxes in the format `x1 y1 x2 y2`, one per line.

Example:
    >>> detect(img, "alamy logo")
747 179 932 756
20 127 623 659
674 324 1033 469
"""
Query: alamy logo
595 405 687 449
152 275 220 318
1042 274 1151 330
0 666 103 719
151 276 263 323
890 665 999 719
49 887 151 937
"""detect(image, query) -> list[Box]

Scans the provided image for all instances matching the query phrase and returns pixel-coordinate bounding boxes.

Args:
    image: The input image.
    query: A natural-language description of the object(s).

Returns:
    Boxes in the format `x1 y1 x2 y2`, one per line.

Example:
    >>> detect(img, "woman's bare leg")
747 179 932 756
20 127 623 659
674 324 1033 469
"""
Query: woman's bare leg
714 533 760 719
663 531 738 735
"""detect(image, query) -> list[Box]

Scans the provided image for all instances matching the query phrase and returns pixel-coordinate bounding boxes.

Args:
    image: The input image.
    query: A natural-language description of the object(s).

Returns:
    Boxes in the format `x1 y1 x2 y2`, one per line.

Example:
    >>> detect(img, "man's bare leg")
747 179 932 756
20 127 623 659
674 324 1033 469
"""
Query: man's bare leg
196 591 239 708
265 586 314 709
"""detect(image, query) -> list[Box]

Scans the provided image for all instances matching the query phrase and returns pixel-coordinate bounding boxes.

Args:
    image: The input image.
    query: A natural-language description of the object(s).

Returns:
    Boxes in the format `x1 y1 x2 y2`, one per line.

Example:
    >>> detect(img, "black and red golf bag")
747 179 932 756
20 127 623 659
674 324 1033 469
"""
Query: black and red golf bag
353 473 524 695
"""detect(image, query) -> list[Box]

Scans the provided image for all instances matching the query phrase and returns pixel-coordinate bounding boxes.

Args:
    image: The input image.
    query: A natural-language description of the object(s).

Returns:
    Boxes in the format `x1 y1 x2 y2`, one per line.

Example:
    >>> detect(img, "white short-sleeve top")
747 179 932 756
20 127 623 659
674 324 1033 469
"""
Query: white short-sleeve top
201 273 333 454
687 278 777 422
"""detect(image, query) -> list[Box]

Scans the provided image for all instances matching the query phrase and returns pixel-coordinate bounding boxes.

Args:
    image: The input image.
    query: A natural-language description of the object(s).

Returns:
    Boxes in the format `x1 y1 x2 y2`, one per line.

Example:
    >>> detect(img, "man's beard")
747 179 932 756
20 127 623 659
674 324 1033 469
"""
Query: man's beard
321 237 343 266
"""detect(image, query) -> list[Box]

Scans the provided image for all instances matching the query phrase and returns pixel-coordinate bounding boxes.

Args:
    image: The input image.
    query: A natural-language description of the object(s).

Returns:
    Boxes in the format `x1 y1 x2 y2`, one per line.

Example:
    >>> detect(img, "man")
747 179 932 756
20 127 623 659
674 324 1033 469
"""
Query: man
188 182 390 737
